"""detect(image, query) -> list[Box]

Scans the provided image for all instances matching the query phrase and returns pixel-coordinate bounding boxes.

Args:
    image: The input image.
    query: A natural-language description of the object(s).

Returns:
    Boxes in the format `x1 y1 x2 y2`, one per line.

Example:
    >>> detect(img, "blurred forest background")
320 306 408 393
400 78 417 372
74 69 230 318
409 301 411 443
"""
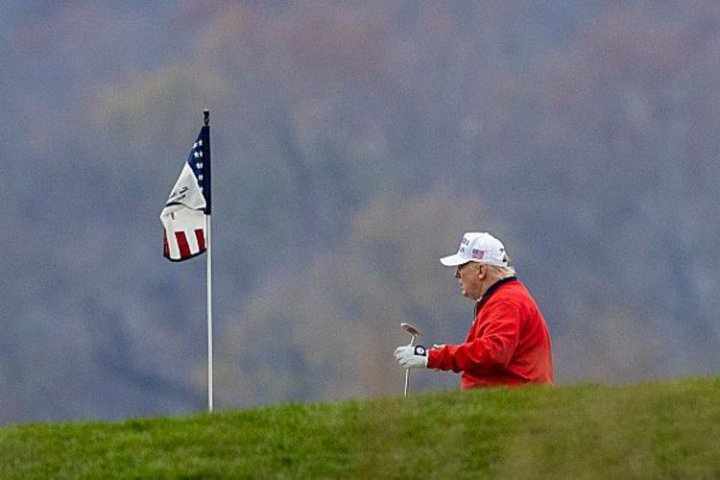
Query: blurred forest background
2 1 719 423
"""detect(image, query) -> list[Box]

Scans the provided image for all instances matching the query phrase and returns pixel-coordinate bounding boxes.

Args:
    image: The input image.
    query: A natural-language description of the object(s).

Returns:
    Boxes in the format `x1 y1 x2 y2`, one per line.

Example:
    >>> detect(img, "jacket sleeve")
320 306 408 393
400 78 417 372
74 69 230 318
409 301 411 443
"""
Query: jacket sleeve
427 300 521 373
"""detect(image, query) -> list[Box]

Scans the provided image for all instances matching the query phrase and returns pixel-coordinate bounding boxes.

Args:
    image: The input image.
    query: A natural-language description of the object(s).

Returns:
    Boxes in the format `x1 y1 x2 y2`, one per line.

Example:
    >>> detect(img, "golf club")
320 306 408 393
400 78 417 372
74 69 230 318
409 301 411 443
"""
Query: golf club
401 322 423 397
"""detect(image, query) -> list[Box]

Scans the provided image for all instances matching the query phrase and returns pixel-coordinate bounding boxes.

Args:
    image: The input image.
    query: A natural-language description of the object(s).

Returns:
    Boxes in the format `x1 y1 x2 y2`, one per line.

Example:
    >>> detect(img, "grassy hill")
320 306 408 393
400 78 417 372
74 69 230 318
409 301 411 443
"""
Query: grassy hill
0 378 718 479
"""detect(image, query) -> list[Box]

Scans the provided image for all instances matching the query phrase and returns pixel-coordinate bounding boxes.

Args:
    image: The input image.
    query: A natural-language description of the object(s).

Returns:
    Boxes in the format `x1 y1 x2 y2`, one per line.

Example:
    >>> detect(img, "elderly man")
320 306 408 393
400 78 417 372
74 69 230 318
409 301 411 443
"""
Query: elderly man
394 232 553 388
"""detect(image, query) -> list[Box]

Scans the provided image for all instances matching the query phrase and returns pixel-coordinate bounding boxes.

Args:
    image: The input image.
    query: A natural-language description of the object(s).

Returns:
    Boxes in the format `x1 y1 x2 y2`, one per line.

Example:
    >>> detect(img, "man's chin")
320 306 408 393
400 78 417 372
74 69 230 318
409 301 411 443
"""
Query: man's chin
462 289 480 300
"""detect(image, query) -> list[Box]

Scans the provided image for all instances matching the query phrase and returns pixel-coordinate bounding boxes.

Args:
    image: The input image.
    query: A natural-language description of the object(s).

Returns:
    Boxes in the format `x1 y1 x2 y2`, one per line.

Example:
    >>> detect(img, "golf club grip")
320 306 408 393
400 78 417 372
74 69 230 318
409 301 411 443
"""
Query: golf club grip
403 335 416 397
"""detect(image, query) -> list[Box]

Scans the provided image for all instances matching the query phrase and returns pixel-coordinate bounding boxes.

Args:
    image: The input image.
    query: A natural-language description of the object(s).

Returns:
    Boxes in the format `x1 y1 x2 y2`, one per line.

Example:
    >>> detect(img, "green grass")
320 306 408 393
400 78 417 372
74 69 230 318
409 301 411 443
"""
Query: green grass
0 378 718 479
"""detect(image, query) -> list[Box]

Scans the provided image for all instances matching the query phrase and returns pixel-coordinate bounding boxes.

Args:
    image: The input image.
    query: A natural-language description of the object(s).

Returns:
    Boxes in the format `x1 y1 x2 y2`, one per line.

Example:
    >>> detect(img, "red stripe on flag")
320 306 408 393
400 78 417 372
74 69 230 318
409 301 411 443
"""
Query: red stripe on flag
175 231 191 259
163 232 170 258
195 229 206 251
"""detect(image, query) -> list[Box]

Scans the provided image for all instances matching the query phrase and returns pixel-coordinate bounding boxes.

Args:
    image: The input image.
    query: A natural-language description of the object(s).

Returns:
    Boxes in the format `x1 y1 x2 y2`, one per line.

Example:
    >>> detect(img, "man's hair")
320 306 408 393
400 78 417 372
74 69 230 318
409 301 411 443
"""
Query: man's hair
484 264 517 279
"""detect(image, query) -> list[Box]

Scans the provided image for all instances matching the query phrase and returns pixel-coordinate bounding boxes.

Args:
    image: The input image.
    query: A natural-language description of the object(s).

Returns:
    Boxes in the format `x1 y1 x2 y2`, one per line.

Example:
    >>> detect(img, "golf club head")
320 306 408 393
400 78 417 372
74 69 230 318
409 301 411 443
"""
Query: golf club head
400 322 423 338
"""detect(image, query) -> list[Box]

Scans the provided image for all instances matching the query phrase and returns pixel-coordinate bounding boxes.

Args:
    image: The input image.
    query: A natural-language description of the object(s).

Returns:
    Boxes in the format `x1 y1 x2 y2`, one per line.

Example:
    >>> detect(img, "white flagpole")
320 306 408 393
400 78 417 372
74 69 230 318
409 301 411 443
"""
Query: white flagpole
206 213 213 412
203 109 213 413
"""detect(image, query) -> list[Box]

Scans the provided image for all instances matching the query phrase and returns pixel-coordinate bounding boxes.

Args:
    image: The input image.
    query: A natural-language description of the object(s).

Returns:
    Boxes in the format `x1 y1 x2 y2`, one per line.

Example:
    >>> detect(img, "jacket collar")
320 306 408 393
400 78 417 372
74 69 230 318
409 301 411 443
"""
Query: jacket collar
474 276 517 315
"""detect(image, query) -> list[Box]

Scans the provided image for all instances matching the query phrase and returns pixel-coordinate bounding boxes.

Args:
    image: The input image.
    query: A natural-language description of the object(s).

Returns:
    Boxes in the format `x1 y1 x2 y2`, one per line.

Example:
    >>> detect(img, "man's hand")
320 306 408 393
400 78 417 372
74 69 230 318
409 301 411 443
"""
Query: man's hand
394 345 428 369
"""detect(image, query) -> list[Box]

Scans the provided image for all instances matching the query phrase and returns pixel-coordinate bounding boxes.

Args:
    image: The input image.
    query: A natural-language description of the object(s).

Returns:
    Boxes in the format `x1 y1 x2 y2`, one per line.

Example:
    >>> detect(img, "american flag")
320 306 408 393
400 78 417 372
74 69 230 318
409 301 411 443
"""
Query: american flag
160 124 211 261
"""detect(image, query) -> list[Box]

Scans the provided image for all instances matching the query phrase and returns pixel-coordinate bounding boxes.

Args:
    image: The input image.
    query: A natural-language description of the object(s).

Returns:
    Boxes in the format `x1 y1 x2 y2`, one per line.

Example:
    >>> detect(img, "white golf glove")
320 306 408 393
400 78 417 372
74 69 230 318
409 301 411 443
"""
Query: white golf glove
394 345 428 369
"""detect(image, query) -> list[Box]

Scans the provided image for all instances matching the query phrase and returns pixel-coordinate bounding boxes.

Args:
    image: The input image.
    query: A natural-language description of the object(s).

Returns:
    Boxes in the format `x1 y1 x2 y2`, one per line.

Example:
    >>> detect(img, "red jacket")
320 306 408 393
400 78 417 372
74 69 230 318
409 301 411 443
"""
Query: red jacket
427 277 553 388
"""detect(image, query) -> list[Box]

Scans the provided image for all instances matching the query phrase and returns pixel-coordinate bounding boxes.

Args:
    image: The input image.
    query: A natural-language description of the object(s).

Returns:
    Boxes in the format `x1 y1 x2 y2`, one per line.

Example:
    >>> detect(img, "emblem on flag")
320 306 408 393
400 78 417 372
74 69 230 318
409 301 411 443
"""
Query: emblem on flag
160 124 211 261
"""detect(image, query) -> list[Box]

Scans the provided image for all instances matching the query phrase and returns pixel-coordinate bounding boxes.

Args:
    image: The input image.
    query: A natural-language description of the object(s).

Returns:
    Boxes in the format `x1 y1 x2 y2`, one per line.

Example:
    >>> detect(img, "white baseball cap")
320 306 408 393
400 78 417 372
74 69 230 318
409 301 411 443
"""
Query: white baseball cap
440 232 509 267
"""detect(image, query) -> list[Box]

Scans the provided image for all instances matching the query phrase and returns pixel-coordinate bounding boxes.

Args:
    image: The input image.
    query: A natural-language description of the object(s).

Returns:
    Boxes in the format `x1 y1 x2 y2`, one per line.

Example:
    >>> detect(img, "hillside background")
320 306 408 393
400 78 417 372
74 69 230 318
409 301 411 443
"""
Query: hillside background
1 1 718 423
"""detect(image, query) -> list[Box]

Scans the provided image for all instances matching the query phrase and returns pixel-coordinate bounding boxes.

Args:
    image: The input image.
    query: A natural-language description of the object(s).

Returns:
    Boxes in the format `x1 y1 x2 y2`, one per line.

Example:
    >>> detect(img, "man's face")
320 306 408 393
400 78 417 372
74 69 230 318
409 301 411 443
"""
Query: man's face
455 261 485 300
